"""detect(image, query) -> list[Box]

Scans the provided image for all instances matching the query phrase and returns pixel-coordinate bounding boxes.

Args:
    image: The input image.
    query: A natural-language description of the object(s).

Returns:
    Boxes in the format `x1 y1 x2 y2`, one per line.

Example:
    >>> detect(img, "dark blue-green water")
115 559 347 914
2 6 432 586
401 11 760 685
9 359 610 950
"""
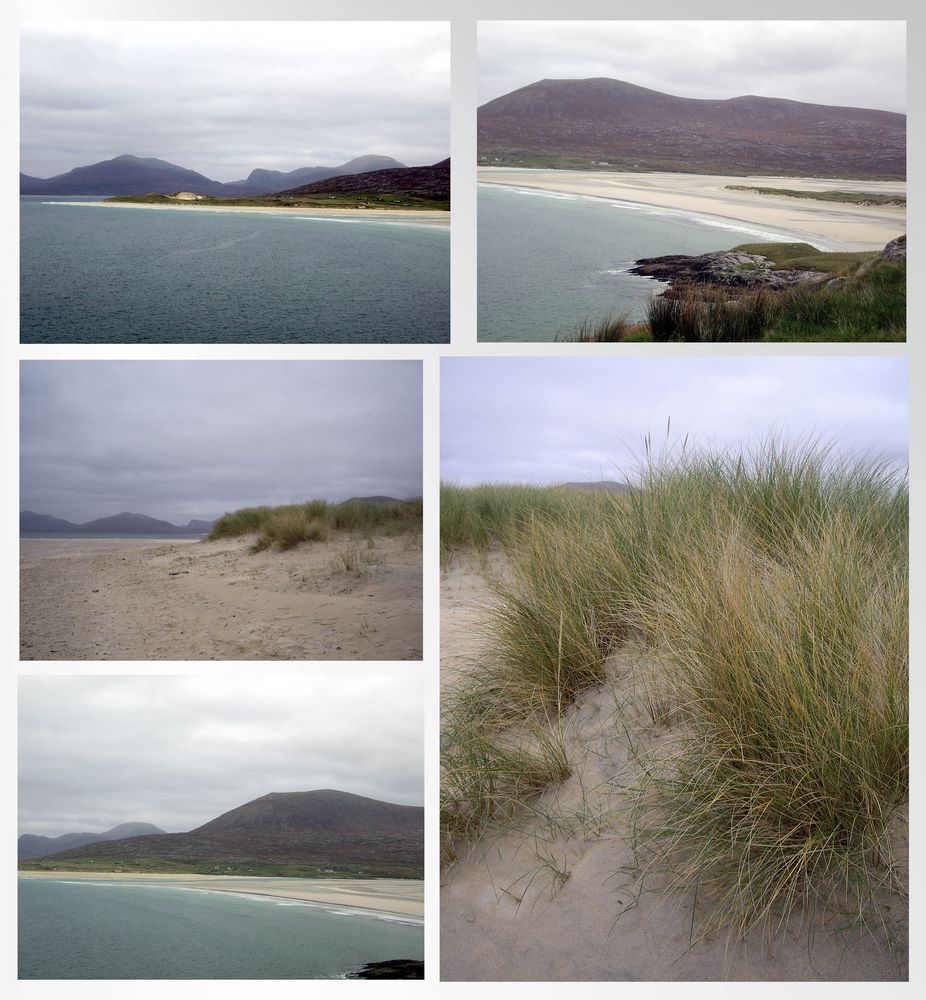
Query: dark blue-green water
19 878 423 979
21 197 449 344
478 182 792 341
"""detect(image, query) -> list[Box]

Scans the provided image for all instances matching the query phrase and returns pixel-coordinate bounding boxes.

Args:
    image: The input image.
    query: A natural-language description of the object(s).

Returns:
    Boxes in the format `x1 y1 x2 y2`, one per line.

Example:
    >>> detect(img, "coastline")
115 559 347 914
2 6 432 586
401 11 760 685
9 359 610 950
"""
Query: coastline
44 199 450 227
478 168 905 251
18 872 424 919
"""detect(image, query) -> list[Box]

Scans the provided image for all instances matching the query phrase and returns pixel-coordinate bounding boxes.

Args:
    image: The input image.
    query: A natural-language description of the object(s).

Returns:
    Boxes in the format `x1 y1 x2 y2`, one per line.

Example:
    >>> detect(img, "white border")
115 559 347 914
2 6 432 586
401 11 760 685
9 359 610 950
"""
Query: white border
2 0 921 996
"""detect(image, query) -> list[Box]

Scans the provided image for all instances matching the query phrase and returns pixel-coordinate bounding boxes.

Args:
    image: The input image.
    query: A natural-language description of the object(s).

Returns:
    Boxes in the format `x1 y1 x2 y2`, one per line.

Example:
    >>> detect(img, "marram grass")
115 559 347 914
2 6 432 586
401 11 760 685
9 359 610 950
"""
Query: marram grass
440 442 907 940
208 498 421 552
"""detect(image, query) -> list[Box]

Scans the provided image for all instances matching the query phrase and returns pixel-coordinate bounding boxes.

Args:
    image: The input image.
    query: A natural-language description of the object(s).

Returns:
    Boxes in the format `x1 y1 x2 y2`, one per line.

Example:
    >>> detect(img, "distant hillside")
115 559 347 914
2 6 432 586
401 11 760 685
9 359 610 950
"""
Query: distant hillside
21 790 423 877
20 155 228 196
226 155 406 196
478 78 906 179
341 496 406 506
555 481 630 494
21 154 410 196
20 510 215 535
278 158 450 201
19 822 165 861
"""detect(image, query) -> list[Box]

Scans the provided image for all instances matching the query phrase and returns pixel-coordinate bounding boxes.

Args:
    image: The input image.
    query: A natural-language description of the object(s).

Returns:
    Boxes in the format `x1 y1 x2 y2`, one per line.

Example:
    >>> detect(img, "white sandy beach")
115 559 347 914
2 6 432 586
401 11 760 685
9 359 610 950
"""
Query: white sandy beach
50 199 450 227
18 872 423 918
440 556 908 981
479 168 905 250
20 534 422 660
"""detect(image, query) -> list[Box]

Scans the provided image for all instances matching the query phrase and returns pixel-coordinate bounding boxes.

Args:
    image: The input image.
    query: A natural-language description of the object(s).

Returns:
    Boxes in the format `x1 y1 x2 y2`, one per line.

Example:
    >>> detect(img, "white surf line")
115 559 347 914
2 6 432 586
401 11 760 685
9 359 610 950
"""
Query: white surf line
20 874 423 925
479 182 848 251
41 200 450 231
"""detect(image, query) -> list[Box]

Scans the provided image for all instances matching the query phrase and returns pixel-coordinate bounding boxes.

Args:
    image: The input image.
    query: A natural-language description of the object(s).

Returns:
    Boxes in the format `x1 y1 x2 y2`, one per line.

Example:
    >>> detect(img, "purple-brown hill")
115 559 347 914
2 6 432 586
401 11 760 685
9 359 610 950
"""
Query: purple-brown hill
478 79 905 179
21 790 423 878
277 159 450 201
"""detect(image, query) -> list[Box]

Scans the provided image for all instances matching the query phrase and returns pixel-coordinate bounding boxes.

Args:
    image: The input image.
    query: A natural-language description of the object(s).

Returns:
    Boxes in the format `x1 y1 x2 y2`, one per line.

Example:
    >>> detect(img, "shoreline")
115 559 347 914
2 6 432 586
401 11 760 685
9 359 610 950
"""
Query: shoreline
18 872 424 920
43 199 450 227
478 168 905 251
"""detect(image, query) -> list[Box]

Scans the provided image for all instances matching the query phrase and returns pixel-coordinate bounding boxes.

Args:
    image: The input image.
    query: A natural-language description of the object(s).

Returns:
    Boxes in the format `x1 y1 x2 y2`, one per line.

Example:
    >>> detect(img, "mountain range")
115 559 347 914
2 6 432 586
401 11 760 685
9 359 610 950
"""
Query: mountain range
18 822 166 861
20 511 216 535
478 78 906 179
20 153 407 196
19 790 424 877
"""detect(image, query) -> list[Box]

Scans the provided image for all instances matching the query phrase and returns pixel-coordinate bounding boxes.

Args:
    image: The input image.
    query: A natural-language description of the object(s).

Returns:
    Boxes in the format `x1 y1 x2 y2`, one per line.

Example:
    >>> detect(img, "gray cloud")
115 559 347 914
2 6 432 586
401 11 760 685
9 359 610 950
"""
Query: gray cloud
21 361 422 523
21 22 450 179
19 674 423 835
479 21 906 112
441 357 908 485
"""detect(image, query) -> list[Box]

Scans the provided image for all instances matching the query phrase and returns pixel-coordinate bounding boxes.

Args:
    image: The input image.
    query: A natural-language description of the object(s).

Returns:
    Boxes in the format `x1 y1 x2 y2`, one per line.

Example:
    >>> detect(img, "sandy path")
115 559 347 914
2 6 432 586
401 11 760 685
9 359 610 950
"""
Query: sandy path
440 559 907 981
20 535 422 661
479 168 905 250
50 200 450 227
18 872 423 918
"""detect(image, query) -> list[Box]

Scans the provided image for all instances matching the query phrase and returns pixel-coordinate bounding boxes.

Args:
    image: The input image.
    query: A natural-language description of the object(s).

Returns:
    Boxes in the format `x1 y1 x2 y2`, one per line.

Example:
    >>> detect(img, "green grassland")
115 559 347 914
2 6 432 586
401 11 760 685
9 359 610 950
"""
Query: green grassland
441 442 907 941
19 857 419 878
565 242 905 343
726 185 905 206
105 192 449 211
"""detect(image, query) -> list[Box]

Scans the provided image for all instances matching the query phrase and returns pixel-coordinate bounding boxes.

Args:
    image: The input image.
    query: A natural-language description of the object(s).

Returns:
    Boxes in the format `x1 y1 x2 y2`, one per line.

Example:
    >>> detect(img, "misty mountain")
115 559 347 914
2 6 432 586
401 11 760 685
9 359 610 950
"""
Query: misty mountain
20 510 216 535
278 158 450 200
20 154 409 196
225 155 406 196
20 155 228 196
556 481 631 494
18 822 166 861
22 790 424 877
478 78 906 179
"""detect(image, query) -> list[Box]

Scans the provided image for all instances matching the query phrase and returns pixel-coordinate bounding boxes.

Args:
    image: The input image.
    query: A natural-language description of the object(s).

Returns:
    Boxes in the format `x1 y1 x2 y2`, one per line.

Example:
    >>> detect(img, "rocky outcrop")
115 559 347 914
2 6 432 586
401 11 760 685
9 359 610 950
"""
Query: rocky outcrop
630 251 826 290
879 235 906 263
347 960 424 980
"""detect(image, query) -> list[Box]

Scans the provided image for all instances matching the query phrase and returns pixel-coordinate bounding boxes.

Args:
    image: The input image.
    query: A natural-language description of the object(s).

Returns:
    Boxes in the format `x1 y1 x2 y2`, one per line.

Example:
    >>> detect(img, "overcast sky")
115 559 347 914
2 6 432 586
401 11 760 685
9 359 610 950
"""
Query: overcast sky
441 357 907 485
21 21 450 179
479 21 906 112
19 674 423 835
21 361 422 524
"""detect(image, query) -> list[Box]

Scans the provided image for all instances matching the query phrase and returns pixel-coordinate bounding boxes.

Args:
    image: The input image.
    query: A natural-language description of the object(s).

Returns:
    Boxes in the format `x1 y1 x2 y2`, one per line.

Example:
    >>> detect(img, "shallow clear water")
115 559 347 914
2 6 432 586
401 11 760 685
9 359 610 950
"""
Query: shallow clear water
477 183 787 342
18 878 423 980
21 197 449 344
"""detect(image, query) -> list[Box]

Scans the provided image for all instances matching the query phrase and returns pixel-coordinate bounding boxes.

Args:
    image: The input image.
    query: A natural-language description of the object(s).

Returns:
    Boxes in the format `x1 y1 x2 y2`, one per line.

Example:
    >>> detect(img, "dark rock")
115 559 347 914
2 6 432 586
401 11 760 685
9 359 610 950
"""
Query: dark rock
347 960 424 980
630 251 826 290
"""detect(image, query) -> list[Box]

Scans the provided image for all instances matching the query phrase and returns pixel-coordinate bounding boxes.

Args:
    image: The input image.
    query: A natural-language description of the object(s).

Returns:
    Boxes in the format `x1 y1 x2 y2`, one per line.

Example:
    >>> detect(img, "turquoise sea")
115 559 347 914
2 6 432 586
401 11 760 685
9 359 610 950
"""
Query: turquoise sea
477 182 797 342
18 877 423 979
20 197 449 344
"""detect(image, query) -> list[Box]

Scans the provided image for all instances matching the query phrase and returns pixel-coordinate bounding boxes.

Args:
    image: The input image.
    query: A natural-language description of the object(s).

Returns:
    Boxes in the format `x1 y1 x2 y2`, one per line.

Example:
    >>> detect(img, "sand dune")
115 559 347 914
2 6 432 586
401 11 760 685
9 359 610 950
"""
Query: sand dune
20 534 422 661
479 168 905 250
440 557 907 981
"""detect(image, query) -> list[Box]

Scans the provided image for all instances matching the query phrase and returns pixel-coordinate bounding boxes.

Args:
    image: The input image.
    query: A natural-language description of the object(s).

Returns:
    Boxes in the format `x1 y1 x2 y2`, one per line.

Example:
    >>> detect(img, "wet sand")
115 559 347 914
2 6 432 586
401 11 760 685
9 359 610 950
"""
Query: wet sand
440 557 908 981
479 168 905 250
52 200 450 227
18 872 423 918
21 535 422 660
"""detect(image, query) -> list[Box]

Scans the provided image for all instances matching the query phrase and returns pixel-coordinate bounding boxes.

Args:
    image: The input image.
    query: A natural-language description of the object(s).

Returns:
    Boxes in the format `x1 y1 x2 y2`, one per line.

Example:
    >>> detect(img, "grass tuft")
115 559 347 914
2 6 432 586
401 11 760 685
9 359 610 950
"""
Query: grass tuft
441 441 907 939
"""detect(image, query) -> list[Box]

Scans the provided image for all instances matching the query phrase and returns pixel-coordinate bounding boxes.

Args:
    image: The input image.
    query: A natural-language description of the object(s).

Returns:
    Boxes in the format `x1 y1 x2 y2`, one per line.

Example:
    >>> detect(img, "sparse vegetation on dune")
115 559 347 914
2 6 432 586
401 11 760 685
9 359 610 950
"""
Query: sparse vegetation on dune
208 498 421 552
441 441 908 942
725 185 906 207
